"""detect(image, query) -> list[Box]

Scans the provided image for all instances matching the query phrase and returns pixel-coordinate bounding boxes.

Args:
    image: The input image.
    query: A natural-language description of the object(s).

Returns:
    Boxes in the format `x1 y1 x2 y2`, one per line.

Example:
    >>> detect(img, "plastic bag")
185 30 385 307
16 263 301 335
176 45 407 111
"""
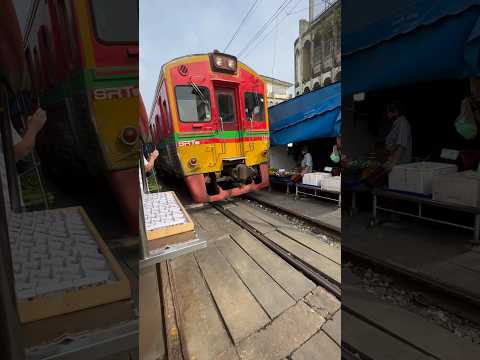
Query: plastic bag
330 145 340 163
455 98 477 140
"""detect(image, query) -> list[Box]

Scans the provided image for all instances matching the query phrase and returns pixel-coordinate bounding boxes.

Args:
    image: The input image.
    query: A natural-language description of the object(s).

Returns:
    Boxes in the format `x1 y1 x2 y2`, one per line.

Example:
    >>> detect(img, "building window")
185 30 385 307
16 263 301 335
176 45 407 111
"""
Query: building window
295 49 301 84
324 31 334 60
313 34 322 67
323 77 332 86
272 84 286 96
303 87 310 94
302 40 312 82
335 71 341 82
313 82 320 90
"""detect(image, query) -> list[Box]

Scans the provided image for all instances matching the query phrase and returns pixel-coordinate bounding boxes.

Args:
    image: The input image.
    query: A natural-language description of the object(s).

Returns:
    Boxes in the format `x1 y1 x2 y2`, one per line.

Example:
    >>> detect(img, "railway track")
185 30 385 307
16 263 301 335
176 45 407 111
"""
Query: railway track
343 244 480 309
156 198 341 359
241 197 480 358
213 202 341 299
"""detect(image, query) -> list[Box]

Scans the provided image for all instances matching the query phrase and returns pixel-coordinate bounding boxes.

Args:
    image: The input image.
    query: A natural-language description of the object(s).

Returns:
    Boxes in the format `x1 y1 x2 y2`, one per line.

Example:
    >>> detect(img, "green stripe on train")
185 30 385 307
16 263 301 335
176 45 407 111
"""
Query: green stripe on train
175 130 269 141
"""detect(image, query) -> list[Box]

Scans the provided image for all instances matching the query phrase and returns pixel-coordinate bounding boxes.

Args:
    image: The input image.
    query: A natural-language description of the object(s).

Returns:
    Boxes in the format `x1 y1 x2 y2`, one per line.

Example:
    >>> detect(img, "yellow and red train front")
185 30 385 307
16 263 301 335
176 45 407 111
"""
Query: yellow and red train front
151 53 270 202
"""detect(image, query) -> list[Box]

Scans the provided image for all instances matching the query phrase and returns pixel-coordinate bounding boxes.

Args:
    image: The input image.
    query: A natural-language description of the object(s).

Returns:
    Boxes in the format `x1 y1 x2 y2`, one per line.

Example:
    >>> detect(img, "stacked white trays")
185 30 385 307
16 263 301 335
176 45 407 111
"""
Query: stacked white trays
433 170 480 207
302 172 332 187
8 208 116 300
321 175 341 193
143 191 187 231
388 162 457 195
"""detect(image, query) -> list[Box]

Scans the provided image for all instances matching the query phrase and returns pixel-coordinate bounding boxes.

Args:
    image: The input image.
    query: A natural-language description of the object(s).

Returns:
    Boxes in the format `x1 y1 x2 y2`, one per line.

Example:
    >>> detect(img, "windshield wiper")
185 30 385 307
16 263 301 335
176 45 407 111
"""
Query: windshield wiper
190 81 209 107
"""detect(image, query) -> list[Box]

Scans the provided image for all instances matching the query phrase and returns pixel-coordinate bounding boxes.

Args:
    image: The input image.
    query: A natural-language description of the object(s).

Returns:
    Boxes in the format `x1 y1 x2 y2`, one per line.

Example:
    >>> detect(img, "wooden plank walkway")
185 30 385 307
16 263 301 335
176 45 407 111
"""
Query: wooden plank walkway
156 200 342 359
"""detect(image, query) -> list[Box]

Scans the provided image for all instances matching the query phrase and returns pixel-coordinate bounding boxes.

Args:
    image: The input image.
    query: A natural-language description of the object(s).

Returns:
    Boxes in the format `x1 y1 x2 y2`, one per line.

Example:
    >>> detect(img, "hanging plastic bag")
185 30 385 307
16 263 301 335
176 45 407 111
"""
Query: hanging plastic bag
455 98 477 140
330 145 341 163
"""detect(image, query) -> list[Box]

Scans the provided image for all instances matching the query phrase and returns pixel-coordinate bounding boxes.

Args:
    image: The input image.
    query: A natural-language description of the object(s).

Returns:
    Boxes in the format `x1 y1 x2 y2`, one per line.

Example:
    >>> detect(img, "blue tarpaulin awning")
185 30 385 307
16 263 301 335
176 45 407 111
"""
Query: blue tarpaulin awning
268 82 341 146
343 0 480 96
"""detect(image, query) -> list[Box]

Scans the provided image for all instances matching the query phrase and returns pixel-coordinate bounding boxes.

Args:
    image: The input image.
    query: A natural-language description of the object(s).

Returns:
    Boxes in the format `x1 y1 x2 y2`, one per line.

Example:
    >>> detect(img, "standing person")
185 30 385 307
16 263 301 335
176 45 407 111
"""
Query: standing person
367 101 412 187
292 145 313 183
384 101 412 170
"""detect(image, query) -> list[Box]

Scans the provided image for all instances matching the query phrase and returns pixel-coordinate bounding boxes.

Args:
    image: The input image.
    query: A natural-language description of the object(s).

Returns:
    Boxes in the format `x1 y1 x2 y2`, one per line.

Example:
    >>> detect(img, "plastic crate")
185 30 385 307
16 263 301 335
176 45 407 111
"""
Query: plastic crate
433 170 480 207
388 162 457 195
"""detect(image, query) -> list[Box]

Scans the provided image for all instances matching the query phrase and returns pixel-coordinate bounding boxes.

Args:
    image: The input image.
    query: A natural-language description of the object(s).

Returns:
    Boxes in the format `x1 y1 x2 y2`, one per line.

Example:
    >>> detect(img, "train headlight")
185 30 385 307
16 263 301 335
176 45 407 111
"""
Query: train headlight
120 126 138 146
209 52 237 74
188 157 198 168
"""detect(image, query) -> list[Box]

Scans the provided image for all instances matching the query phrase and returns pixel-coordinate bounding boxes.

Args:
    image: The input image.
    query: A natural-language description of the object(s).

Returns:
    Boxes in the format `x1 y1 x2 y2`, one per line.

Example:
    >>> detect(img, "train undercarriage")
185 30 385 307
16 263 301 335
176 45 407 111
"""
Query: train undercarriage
184 161 270 203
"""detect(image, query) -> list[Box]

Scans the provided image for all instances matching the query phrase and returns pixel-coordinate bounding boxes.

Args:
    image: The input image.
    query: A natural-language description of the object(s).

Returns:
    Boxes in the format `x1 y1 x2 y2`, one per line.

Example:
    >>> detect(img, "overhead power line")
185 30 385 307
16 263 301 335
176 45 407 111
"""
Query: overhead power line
224 0 261 53
237 0 294 58
243 0 303 59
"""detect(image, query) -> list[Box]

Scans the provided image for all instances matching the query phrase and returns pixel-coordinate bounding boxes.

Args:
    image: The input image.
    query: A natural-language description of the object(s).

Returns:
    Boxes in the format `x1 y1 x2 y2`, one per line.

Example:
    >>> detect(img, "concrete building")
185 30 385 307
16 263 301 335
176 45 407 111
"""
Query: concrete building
260 75 293 107
294 0 341 96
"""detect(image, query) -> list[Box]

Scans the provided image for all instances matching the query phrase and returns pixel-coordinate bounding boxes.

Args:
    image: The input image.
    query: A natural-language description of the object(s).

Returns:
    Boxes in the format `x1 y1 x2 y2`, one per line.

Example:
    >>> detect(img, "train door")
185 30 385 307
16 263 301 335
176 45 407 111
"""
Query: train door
215 87 243 158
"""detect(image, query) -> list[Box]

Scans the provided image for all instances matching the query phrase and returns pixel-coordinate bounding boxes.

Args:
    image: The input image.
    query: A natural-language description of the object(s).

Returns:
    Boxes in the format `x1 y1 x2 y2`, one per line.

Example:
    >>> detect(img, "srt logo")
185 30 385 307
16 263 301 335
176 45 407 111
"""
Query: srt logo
177 140 200 147
94 86 139 100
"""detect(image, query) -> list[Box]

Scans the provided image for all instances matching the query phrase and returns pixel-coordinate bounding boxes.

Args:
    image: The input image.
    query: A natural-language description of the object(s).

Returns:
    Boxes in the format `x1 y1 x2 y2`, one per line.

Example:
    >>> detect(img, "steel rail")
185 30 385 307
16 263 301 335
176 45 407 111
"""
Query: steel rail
342 244 480 308
213 203 341 299
242 194 341 240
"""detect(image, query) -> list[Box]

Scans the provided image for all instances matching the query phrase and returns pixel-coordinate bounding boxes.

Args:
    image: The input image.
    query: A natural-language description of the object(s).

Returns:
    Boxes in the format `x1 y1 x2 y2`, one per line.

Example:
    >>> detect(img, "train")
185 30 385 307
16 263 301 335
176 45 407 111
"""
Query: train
18 0 139 232
147 51 270 202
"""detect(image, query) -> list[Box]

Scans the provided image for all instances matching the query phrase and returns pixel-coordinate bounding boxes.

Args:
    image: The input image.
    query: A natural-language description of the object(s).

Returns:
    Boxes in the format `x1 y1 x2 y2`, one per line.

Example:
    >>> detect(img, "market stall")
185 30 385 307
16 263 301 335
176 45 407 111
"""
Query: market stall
342 0 480 242
268 82 342 202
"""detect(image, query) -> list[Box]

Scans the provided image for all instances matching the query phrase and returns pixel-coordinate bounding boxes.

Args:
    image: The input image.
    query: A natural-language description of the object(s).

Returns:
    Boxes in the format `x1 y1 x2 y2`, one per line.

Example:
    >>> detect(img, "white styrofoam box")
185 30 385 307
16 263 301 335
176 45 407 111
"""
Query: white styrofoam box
388 162 457 195
321 176 341 193
432 170 480 208
302 172 332 187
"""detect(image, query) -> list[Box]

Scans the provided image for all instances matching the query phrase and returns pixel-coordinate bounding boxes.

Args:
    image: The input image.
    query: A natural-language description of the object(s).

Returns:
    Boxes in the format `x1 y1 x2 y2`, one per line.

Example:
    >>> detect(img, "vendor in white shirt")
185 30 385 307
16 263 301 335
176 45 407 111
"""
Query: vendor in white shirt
384 101 412 169
292 145 313 182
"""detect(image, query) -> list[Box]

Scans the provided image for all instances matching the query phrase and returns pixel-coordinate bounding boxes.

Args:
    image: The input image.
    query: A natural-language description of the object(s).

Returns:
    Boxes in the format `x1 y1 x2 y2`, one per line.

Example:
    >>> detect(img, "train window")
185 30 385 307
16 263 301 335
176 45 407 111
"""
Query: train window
216 90 237 123
244 92 265 121
90 0 139 44
175 86 211 123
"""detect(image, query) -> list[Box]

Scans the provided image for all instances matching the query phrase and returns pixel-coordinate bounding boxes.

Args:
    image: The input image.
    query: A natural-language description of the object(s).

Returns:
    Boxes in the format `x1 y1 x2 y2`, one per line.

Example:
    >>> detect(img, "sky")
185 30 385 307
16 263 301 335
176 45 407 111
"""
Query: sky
140 0 313 112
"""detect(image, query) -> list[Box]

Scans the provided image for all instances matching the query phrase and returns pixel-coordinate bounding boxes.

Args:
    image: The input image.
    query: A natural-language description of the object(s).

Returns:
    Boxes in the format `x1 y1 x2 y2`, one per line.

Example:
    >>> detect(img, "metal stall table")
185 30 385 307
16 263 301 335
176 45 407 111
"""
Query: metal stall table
371 188 480 244
295 183 341 206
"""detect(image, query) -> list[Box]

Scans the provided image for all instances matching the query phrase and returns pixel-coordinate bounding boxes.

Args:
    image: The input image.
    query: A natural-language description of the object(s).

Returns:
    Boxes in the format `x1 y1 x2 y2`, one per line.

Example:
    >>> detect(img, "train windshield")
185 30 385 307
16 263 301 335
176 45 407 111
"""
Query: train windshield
244 92 265 121
90 0 139 43
175 85 211 123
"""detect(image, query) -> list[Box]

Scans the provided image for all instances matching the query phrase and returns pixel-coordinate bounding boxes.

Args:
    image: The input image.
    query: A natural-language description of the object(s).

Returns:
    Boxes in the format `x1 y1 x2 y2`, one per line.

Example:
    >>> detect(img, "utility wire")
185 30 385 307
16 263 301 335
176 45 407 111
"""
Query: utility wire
224 0 260 53
271 16 279 77
286 0 329 15
237 0 293 58
243 0 303 59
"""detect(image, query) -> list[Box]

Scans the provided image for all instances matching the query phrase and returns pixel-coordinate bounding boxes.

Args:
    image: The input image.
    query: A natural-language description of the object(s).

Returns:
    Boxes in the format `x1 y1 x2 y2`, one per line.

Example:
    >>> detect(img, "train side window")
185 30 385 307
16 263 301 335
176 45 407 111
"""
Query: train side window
56 0 72 64
39 26 56 85
174 85 211 123
33 47 44 90
162 100 171 135
24 48 36 91
244 92 265 121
